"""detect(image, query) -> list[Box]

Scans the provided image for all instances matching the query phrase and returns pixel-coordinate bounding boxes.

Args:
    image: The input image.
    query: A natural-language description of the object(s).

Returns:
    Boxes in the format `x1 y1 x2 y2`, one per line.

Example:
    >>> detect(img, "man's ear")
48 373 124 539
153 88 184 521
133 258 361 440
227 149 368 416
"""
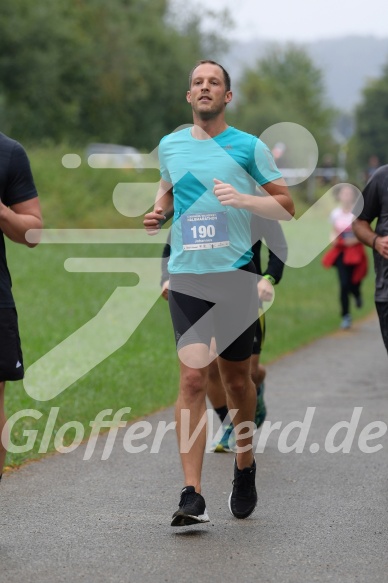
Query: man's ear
186 90 192 104
225 90 233 105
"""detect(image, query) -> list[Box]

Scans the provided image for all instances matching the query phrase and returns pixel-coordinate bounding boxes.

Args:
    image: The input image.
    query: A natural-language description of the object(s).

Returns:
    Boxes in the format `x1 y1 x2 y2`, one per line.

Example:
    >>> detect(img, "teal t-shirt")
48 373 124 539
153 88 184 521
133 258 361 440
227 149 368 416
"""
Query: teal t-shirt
159 126 282 275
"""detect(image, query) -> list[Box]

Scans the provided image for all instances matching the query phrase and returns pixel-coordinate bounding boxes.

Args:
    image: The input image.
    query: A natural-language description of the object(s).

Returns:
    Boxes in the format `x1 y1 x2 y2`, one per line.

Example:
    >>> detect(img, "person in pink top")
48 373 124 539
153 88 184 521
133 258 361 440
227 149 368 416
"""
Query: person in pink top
322 184 368 329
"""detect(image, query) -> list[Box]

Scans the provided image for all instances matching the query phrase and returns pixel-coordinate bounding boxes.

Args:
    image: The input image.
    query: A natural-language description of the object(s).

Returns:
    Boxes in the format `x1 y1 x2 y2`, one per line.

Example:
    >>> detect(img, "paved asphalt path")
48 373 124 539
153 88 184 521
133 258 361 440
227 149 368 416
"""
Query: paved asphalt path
1 315 387 583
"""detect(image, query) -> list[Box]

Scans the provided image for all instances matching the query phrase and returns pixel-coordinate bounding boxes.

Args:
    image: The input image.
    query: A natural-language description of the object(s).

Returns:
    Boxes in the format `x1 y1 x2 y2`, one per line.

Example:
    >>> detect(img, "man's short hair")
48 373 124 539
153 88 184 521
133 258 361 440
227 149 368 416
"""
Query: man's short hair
188 60 231 92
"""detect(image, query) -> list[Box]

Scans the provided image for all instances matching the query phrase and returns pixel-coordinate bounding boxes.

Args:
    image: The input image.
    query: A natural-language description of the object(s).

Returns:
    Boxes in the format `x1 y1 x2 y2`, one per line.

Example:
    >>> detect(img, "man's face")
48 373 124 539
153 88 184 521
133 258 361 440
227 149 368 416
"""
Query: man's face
187 63 232 119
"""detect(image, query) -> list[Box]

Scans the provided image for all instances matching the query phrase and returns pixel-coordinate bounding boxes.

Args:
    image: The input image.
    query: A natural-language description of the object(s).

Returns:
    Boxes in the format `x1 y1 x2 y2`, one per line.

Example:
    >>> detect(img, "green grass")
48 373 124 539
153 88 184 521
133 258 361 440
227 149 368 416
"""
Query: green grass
6 242 179 467
2 146 377 468
29 144 160 228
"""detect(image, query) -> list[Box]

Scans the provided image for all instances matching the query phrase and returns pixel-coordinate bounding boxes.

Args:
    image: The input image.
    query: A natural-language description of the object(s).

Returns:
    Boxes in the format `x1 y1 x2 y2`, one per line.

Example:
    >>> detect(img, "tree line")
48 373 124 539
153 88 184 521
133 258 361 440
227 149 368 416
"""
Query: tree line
350 61 388 173
0 0 387 173
0 0 225 148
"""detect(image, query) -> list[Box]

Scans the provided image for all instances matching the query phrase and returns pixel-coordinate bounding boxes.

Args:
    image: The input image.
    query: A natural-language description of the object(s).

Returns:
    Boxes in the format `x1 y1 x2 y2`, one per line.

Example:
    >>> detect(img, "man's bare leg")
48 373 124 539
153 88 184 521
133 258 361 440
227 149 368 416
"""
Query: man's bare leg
208 355 266 410
175 344 209 493
206 338 226 409
218 356 258 519
250 354 266 387
218 357 256 469
207 358 226 409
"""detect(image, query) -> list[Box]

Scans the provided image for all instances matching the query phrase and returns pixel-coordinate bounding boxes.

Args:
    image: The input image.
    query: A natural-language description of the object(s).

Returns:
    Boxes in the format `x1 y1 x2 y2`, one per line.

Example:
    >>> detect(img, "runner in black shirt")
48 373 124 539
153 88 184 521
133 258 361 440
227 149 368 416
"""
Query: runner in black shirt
353 165 388 352
0 132 42 482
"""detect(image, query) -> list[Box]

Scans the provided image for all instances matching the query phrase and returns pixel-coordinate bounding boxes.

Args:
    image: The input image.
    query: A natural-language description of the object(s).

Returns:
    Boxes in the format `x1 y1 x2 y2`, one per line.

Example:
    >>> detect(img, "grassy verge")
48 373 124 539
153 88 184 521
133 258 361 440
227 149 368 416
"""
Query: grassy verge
2 146 377 468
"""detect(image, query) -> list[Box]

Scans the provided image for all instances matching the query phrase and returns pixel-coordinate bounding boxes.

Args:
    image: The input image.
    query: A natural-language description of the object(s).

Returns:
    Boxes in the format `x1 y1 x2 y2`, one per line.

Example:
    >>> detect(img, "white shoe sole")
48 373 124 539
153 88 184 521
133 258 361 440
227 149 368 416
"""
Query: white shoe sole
171 509 210 527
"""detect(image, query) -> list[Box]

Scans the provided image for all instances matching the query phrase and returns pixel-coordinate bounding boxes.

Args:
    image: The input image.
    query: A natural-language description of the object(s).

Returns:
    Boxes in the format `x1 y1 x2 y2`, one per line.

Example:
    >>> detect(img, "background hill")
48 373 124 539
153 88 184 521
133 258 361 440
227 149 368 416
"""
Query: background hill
223 35 388 112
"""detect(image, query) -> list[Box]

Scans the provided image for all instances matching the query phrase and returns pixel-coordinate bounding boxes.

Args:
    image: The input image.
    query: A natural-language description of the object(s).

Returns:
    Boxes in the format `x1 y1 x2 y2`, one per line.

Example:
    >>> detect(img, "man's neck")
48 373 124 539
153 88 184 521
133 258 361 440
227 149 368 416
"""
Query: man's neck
191 115 229 139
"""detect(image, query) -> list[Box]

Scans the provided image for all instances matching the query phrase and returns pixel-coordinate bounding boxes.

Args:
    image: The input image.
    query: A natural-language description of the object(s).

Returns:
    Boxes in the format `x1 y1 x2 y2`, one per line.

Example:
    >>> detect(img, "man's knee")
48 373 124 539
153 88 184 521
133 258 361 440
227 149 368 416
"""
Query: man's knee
223 373 252 397
180 367 207 401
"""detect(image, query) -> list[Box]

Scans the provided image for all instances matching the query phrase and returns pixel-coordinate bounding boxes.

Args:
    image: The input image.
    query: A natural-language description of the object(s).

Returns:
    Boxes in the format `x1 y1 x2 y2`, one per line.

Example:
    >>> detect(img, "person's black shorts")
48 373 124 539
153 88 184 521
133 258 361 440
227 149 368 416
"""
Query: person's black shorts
375 301 388 353
169 262 258 362
0 308 24 382
252 309 266 355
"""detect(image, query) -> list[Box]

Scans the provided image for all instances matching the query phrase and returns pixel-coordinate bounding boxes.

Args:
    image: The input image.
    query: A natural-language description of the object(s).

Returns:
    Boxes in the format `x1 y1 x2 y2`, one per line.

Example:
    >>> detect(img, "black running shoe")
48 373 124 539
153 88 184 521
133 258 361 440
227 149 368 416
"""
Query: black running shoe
171 486 210 526
228 459 257 519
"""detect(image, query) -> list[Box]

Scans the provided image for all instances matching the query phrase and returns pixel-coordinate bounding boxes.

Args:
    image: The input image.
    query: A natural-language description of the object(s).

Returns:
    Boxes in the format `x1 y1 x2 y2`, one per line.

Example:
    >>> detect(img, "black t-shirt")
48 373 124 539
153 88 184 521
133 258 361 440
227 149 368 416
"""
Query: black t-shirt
359 164 388 302
0 132 38 307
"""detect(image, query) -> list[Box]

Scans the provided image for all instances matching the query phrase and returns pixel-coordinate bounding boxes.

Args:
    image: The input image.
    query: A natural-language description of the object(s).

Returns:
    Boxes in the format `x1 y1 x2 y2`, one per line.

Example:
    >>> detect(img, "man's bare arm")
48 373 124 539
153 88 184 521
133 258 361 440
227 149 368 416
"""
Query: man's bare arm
143 179 174 235
213 178 295 220
0 198 43 248
353 218 388 259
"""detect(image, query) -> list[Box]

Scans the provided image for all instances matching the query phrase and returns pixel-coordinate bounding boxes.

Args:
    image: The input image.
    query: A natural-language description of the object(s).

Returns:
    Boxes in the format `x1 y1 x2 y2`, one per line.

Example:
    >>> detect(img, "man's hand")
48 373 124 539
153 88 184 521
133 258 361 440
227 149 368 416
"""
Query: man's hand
143 207 166 235
213 179 245 208
375 236 388 259
257 278 274 302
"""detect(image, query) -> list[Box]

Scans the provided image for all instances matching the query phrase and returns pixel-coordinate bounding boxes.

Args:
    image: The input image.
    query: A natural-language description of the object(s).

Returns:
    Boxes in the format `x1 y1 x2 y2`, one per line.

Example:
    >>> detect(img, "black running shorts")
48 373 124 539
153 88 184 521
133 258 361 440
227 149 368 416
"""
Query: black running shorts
168 262 258 362
252 309 266 356
0 308 24 381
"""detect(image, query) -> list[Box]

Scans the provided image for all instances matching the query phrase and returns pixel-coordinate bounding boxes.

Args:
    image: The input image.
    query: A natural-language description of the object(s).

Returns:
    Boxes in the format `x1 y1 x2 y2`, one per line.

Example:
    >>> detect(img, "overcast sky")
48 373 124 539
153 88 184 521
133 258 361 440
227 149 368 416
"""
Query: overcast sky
189 0 388 42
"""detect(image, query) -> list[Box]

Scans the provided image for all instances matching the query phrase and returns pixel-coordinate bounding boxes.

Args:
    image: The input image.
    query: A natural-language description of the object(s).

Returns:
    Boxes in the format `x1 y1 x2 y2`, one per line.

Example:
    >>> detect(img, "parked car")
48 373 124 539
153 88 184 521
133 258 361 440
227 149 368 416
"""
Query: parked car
86 143 143 170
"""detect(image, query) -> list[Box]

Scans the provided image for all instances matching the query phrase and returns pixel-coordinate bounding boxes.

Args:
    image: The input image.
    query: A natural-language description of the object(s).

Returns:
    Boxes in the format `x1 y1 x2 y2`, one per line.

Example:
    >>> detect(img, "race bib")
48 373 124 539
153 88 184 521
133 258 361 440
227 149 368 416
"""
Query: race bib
181 212 229 250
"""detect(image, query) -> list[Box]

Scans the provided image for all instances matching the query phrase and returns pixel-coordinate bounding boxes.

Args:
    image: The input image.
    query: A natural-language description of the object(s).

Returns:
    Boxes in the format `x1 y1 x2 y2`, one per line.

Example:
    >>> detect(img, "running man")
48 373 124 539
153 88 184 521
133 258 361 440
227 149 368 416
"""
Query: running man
0 132 42 484
144 60 294 526
160 218 288 452
353 165 388 352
